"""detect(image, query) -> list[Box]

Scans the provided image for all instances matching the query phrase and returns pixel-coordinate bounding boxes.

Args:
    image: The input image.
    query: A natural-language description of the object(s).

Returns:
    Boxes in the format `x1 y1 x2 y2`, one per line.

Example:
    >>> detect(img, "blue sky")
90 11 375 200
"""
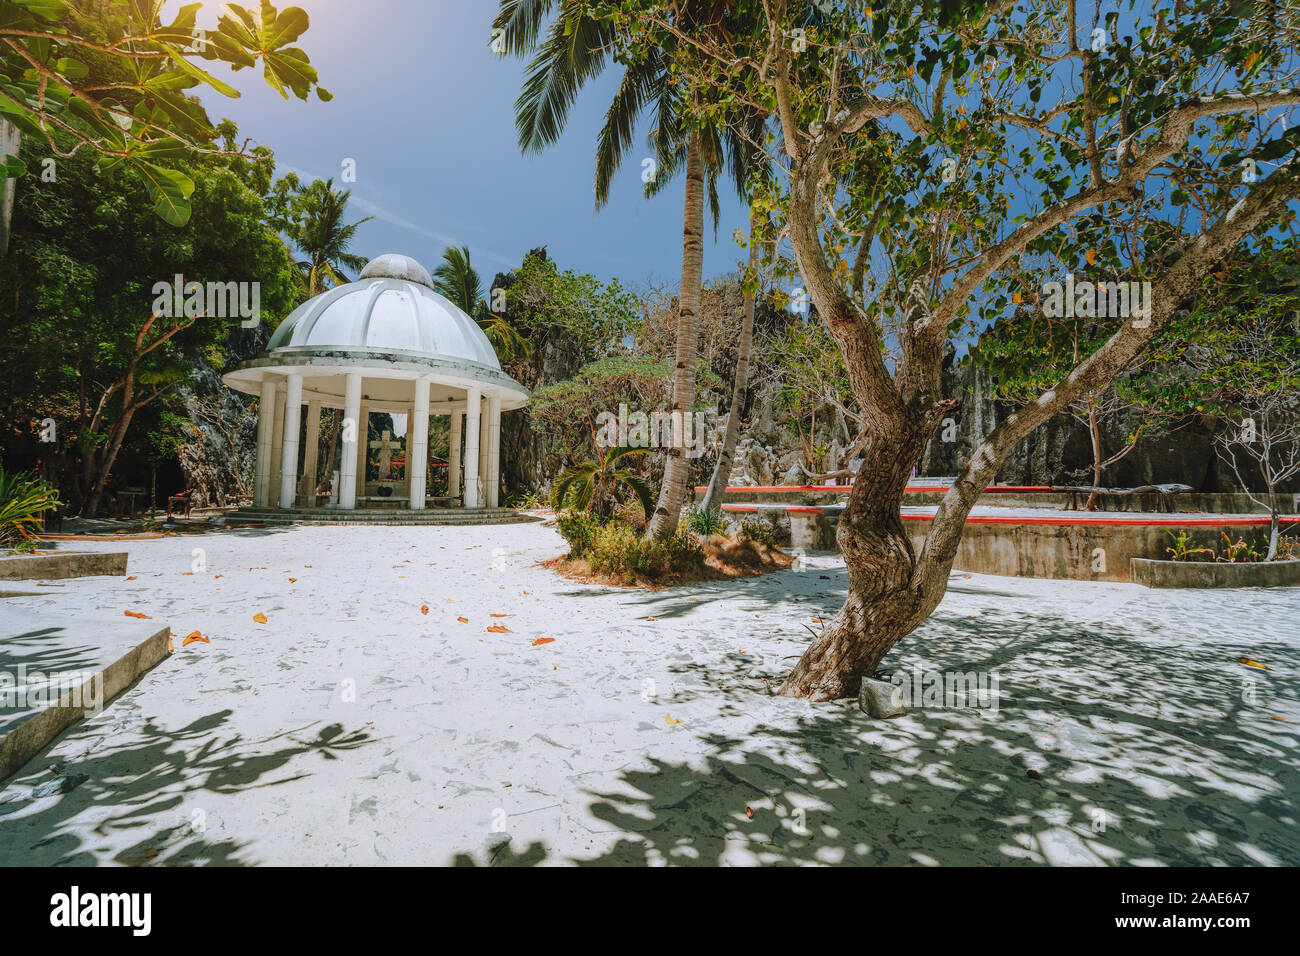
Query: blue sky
197 0 749 288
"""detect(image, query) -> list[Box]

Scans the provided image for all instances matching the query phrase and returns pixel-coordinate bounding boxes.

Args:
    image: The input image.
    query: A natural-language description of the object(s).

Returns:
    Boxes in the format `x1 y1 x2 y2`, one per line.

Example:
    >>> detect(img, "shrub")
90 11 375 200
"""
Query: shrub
586 522 704 582
555 510 598 557
0 468 60 547
738 516 779 548
663 530 705 572
684 504 727 537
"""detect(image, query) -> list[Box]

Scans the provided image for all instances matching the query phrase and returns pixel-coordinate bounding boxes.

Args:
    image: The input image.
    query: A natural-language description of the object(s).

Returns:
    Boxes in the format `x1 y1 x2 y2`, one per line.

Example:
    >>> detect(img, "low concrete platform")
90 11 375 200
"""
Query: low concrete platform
0 551 128 581
1132 556 1300 588
0 606 170 782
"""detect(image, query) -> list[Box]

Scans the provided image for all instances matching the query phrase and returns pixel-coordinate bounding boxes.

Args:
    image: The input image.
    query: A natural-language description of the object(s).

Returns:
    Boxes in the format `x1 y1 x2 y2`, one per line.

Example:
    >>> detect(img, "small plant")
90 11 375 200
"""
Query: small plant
1275 535 1300 561
555 510 598 557
551 444 652 520
1165 529 1214 562
1217 532 1261 563
738 516 779 548
0 468 60 548
684 504 727 537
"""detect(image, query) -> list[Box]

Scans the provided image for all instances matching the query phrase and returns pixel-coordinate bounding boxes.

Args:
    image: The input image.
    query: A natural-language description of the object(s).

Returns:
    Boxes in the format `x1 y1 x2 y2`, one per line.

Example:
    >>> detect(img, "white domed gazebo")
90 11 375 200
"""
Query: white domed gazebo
223 253 528 513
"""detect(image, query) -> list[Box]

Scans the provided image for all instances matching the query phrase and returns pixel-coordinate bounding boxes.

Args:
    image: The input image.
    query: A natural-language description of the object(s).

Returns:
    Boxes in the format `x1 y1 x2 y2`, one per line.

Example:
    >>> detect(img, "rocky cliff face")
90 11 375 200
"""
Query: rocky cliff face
176 326 266 507
918 352 1252 492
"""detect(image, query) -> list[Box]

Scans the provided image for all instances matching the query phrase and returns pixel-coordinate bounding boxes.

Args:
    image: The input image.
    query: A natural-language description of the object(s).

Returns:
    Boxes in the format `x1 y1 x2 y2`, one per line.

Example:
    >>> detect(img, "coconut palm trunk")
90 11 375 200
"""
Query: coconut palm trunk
700 212 758 512
648 129 706 540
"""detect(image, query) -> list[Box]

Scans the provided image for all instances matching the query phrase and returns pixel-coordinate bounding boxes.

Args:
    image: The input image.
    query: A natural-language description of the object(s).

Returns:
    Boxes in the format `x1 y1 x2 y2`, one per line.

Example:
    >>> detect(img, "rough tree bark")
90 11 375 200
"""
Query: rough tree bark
648 128 706 539
701 212 758 512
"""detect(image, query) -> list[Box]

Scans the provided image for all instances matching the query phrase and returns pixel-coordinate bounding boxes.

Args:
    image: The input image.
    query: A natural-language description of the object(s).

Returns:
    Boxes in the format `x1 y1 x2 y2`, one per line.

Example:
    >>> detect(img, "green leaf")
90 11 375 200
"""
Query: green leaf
54 57 88 80
134 161 195 226
11 0 68 21
1 154 26 178
164 45 241 97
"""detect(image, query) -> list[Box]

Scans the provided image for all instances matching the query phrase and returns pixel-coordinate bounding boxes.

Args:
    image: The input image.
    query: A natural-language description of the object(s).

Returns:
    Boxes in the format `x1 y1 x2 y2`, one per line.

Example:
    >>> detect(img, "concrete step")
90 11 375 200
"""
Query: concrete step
219 508 539 527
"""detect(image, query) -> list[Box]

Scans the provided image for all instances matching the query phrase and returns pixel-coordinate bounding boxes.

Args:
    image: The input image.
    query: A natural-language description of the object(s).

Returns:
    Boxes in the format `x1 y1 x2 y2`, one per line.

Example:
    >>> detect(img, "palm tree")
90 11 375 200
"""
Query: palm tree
286 178 372 297
551 444 653 520
495 0 754 539
431 245 530 362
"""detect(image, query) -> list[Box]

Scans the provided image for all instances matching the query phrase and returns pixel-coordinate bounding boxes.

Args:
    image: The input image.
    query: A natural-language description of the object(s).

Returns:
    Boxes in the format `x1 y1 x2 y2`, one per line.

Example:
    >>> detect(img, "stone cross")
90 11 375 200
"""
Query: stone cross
370 429 403 481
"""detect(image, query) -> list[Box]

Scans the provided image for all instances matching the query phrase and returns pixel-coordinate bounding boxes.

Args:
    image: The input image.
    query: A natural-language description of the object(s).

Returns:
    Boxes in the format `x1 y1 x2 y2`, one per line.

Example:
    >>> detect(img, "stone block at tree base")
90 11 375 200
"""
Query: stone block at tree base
859 678 905 718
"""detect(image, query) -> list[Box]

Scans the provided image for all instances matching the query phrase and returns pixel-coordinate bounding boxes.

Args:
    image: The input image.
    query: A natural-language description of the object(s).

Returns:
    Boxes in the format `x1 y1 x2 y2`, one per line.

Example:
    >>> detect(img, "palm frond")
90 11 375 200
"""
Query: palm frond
515 12 614 153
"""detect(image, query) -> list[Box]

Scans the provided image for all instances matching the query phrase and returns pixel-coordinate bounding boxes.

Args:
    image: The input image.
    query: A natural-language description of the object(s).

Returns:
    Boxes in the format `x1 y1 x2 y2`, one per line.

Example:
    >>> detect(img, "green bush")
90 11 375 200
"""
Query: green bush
555 510 598 557
684 504 727 536
586 521 704 582
0 468 60 547
663 530 705 571
738 516 779 548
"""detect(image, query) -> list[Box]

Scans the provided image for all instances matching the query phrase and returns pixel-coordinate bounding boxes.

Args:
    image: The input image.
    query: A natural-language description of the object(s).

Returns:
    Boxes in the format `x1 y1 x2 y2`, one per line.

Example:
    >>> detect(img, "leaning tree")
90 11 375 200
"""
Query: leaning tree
594 0 1300 699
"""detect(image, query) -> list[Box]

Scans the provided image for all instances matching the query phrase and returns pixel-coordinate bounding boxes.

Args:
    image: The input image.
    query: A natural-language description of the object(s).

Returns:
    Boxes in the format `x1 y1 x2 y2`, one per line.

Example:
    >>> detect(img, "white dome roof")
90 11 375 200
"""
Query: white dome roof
267 254 501 369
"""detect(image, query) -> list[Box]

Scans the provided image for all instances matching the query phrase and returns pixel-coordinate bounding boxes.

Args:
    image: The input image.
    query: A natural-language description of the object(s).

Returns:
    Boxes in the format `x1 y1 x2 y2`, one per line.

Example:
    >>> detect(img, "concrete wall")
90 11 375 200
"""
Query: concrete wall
904 520 1270 583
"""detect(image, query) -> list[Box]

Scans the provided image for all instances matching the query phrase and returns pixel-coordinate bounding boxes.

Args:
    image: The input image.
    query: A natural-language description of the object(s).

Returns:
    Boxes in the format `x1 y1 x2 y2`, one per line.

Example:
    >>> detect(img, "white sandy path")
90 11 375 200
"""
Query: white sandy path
0 521 1297 866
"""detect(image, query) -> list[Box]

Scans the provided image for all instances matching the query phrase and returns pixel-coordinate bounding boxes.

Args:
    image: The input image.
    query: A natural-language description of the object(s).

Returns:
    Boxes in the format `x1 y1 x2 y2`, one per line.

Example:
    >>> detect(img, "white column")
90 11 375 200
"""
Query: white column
448 408 463 502
339 373 362 510
269 384 285 500
254 378 276 506
478 402 489 507
403 408 414 500
278 373 303 509
410 378 430 510
487 396 501 508
301 399 322 508
354 402 369 503
464 387 481 508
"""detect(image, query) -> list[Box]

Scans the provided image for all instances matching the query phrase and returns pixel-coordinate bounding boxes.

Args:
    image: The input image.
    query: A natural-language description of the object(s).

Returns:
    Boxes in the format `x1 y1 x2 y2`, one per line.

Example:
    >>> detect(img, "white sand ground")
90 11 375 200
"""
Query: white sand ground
0 520 1297 866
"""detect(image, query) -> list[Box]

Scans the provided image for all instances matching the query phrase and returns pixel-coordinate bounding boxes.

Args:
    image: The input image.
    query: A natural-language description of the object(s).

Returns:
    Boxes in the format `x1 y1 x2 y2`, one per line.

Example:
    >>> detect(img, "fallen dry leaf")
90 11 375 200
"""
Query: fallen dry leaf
457 616 469 623
182 631 209 647
125 576 137 581
420 605 429 615
253 612 267 624
288 577 297 583
665 714 683 726
745 806 754 820
490 613 512 618
532 637 554 646
124 610 151 619
646 617 657 622
167 636 175 654
1240 657 1271 670
487 624 511 633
